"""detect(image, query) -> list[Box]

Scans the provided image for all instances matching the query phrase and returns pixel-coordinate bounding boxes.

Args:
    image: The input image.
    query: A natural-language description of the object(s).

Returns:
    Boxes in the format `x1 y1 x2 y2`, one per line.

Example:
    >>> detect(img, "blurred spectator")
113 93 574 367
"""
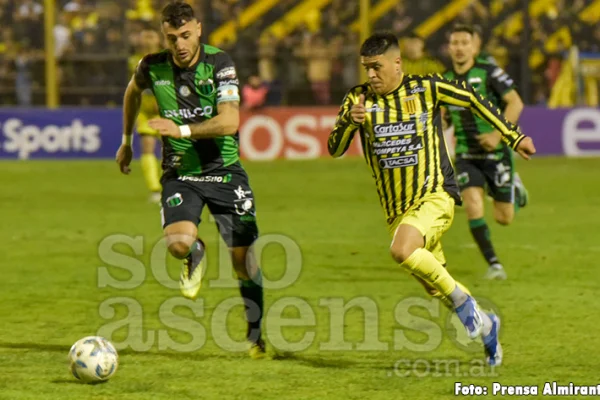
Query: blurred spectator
15 41 34 106
242 75 269 110
401 33 446 75
296 34 336 105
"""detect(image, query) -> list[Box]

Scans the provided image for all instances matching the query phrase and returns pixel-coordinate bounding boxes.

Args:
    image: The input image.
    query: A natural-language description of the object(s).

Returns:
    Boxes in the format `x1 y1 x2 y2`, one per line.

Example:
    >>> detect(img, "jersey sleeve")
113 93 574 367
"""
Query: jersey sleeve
327 85 367 158
487 65 516 97
213 51 240 104
431 73 525 150
133 56 151 90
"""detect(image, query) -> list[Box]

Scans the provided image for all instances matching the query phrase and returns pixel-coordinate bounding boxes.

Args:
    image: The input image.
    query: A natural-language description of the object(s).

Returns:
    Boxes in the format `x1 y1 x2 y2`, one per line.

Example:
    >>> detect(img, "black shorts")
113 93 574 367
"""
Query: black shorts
454 148 514 203
160 168 259 247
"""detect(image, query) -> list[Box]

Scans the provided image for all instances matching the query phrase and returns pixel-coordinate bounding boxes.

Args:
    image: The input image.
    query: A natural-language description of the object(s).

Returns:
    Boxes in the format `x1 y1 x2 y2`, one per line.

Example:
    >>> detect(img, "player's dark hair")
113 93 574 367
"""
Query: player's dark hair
161 1 196 28
450 24 475 36
472 24 483 37
360 32 400 57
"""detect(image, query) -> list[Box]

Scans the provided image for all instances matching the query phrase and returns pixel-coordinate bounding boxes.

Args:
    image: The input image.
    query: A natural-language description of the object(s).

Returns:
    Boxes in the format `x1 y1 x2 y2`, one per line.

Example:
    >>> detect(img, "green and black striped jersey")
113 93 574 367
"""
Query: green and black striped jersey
134 44 241 176
443 62 516 155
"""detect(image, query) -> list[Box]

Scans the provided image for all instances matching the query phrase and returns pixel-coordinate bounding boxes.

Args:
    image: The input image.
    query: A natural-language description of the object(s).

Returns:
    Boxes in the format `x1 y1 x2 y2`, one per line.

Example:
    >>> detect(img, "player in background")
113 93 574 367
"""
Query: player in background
472 25 497 65
116 1 265 358
401 32 446 75
128 26 163 203
444 25 529 280
328 32 536 366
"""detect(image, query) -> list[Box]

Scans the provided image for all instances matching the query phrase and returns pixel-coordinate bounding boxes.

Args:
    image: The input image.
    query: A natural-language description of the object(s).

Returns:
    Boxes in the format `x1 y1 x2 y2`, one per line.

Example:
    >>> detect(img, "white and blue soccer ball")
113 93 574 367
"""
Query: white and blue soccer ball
68 336 118 383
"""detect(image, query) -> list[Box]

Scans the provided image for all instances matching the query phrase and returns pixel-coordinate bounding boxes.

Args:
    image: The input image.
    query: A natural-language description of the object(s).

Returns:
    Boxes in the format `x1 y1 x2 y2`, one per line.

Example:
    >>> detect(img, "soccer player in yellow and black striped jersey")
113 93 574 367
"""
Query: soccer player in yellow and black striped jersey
328 32 536 366
128 26 163 203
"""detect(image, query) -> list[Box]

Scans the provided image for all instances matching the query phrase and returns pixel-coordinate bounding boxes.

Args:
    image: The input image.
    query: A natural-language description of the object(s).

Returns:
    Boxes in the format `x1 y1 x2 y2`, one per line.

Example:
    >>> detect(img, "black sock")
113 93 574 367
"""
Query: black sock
238 270 263 343
469 218 499 265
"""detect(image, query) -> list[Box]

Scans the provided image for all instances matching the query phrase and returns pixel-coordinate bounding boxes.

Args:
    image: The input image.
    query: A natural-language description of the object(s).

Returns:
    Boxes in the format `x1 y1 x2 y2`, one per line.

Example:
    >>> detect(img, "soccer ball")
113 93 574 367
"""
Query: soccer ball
68 336 118 383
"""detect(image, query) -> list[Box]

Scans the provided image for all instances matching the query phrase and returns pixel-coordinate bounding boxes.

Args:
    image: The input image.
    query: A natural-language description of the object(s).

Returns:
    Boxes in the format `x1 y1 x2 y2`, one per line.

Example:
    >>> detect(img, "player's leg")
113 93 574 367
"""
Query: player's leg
206 170 265 357
415 242 472 310
137 112 162 203
389 193 483 338
160 179 206 298
457 158 504 279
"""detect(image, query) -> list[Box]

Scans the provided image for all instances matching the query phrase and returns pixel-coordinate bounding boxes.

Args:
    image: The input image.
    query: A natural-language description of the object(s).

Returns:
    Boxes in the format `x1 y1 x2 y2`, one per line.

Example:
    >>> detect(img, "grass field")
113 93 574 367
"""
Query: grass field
1 157 599 399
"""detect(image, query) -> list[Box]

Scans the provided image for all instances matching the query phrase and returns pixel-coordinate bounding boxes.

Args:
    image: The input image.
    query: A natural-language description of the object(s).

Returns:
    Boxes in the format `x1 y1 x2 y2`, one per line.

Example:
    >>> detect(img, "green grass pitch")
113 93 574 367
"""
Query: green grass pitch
0 157 598 399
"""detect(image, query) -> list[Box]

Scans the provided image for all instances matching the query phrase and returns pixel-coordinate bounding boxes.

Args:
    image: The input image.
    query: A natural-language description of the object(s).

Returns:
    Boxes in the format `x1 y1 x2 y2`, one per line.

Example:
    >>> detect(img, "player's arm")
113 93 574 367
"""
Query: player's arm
432 73 535 159
432 73 524 149
116 58 149 174
149 52 240 139
480 67 524 150
328 88 365 158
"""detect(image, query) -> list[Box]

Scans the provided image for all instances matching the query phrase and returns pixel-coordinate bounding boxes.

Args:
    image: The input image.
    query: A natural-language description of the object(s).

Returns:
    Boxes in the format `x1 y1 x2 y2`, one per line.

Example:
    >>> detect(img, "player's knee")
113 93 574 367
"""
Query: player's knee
390 242 418 264
168 242 191 259
494 208 514 226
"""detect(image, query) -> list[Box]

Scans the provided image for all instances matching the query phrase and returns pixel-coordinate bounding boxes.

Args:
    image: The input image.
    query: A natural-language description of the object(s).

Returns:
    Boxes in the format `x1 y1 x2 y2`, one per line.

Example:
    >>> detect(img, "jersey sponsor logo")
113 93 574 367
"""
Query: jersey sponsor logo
216 66 237 79
218 79 239 87
197 79 216 96
373 121 416 137
0 118 101 159
179 85 192 97
372 137 423 155
492 67 514 86
178 174 232 183
378 154 418 169
163 106 214 120
154 80 171 86
468 77 482 85
410 86 427 94
217 85 240 102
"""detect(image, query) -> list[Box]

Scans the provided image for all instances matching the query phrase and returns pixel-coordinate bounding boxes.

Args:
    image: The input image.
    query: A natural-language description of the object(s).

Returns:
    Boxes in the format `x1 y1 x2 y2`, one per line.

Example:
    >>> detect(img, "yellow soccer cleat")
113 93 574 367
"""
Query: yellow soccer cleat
248 339 266 360
179 239 205 299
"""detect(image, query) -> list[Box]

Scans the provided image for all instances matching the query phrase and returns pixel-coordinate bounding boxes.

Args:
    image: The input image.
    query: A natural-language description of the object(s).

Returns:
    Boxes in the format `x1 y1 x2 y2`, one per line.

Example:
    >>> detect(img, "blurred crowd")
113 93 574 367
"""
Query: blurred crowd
0 0 599 107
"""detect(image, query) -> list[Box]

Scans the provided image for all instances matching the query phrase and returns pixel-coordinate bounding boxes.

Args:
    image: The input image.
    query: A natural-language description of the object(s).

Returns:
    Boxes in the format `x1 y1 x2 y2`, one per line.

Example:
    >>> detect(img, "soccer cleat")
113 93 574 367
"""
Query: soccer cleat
455 295 484 339
483 313 503 366
484 263 507 280
514 172 528 209
248 339 266 360
179 239 205 299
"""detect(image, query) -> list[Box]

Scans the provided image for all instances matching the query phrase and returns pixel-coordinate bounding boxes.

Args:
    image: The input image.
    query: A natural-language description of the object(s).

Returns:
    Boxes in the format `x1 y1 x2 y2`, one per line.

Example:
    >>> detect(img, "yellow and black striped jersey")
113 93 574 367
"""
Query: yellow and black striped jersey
328 73 525 222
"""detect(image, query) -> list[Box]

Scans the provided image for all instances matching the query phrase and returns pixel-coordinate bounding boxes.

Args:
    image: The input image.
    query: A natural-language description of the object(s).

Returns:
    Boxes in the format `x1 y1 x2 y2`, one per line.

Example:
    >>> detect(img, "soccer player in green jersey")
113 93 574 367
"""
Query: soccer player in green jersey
443 24 529 280
116 1 265 358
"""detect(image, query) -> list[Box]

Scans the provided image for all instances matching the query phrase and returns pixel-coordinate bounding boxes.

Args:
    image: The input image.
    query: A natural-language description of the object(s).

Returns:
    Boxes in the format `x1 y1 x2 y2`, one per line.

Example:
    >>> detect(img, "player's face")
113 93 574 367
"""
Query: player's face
449 31 475 65
162 19 202 66
361 50 402 95
140 30 160 52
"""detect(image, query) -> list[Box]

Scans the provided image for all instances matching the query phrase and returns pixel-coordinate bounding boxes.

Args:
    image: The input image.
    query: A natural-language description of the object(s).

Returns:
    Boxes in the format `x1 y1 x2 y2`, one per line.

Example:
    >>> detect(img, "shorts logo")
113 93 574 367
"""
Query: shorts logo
179 85 191 97
457 172 470 185
166 193 183 207
494 163 511 187
233 185 254 216
379 155 418 169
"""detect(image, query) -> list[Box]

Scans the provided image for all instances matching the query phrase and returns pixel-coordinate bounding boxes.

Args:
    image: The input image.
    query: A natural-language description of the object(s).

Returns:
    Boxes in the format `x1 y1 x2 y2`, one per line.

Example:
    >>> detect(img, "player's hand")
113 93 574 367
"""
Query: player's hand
349 94 366 124
116 144 133 175
149 118 181 138
477 131 502 152
516 136 536 160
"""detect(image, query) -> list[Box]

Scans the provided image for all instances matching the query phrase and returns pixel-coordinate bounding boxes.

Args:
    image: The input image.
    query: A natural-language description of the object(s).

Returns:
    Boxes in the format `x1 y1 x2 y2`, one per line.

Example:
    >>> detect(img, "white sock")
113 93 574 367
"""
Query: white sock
480 311 493 337
448 285 468 307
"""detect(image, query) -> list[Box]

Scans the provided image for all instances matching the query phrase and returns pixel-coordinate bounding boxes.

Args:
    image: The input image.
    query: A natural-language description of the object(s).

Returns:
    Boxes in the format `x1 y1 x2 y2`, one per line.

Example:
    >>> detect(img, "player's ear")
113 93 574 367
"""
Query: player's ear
197 22 202 38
